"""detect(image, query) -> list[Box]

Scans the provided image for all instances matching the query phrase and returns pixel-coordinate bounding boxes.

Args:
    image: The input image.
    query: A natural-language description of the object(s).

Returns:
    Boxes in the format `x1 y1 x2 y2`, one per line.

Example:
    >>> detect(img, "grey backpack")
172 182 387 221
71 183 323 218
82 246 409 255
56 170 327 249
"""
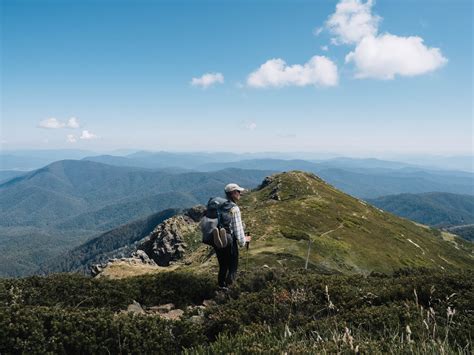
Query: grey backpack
200 197 235 248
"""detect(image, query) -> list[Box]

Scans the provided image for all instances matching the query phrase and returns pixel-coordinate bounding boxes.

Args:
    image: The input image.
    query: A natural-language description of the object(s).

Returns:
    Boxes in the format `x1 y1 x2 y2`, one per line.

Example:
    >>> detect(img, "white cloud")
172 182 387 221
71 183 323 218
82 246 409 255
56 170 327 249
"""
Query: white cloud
326 0 381 45
66 117 80 129
345 34 448 79
38 118 65 129
313 27 323 36
247 56 338 88
38 116 81 129
66 134 77 143
323 0 447 79
191 72 224 88
80 130 98 140
244 121 257 130
321 45 329 51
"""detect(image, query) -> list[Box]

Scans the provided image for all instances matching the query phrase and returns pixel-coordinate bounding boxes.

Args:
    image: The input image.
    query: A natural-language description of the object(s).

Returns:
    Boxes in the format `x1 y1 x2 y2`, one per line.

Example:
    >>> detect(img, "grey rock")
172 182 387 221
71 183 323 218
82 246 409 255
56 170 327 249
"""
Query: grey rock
126 300 145 315
132 250 155 265
202 299 216 307
90 264 103 277
138 215 198 266
185 205 206 222
148 303 175 313
189 315 205 324
158 309 184 320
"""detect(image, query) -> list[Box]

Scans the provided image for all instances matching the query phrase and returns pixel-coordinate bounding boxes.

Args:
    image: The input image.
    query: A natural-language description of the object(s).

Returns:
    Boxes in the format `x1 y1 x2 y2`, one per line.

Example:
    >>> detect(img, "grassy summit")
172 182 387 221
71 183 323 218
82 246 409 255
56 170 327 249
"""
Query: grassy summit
235 171 473 274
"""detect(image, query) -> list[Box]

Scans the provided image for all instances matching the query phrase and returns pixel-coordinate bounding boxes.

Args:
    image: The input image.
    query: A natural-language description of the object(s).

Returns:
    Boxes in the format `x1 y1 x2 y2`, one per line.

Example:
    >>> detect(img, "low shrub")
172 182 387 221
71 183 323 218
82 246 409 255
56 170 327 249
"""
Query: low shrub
0 268 471 354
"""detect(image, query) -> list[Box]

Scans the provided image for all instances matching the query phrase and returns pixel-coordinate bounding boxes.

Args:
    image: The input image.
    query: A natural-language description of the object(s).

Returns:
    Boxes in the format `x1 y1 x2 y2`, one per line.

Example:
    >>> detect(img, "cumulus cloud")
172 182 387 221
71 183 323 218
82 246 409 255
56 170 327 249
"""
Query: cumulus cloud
323 0 447 79
38 117 81 129
191 72 224 88
345 34 448 79
247 56 338 88
66 117 80 129
66 134 77 143
326 0 380 45
80 130 98 140
38 118 65 129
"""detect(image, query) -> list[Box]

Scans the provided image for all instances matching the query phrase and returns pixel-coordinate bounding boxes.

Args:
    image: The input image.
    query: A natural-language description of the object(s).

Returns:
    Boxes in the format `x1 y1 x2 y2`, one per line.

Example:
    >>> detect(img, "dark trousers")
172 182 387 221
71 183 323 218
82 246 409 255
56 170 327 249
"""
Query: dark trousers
215 239 239 287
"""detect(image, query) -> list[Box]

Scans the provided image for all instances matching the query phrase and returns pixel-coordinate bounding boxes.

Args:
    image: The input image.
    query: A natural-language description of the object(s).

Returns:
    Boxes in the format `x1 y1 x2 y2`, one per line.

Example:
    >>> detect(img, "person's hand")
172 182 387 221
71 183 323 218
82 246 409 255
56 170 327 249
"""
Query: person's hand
245 235 251 242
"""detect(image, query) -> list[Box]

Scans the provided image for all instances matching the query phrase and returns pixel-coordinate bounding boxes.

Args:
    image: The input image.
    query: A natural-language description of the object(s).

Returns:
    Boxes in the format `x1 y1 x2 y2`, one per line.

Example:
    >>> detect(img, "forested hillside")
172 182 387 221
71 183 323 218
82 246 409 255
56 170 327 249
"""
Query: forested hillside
0 160 272 277
367 192 474 227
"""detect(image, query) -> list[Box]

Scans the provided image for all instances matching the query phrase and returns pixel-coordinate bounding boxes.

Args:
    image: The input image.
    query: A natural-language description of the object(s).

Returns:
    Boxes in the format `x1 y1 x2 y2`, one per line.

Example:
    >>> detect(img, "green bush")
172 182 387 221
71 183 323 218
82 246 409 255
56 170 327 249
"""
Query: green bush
0 306 205 354
0 268 472 354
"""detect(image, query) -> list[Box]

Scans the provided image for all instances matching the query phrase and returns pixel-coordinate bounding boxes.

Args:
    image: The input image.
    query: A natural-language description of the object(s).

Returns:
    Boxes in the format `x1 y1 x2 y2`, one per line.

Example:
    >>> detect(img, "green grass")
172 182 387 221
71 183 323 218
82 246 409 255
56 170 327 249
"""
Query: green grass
238 171 474 275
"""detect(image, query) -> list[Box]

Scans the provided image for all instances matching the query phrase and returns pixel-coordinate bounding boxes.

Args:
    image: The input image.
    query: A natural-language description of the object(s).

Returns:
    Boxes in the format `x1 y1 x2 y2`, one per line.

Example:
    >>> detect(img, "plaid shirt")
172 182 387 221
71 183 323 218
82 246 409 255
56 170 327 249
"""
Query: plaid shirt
230 205 246 247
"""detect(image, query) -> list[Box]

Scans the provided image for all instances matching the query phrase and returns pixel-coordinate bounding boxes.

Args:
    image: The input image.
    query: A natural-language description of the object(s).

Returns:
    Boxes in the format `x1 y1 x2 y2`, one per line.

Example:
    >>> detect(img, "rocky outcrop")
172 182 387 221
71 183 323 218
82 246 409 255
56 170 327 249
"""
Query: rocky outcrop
90 250 158 277
138 206 205 266
258 175 282 200
91 206 206 276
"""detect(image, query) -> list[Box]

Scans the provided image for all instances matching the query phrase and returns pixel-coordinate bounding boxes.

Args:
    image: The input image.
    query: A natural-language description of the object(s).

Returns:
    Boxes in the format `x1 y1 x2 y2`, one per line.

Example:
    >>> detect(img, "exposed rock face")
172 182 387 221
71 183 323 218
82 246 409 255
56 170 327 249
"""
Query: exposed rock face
90 250 158 277
258 175 276 190
137 206 206 267
186 205 207 222
139 216 192 266
133 250 155 265
258 174 282 200
91 206 206 276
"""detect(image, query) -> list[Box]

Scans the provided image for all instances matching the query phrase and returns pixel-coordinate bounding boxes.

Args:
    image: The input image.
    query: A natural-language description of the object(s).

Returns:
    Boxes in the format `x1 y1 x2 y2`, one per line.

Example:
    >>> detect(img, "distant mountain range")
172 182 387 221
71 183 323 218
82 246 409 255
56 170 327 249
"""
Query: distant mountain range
2 149 473 172
1 152 473 276
76 156 474 198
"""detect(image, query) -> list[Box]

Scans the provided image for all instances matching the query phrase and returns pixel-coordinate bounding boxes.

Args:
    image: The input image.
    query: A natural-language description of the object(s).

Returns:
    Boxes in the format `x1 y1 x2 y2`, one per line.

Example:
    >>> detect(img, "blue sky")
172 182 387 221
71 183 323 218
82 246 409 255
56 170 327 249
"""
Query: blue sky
1 0 472 156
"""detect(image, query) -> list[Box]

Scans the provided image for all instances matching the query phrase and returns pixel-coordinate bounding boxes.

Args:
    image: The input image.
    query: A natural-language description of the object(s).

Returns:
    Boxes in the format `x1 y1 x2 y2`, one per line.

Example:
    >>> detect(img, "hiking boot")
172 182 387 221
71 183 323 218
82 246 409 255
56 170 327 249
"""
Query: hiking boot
213 227 228 248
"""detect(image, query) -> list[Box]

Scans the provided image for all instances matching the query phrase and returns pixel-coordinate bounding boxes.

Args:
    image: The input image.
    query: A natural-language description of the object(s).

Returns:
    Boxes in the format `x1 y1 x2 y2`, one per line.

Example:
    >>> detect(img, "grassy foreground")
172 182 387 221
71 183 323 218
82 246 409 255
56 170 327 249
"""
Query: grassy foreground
0 268 472 354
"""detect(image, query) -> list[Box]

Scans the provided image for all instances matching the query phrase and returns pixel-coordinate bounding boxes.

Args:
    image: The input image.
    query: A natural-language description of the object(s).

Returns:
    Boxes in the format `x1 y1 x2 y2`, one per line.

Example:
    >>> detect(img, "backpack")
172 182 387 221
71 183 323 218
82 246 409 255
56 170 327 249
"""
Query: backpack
200 197 235 248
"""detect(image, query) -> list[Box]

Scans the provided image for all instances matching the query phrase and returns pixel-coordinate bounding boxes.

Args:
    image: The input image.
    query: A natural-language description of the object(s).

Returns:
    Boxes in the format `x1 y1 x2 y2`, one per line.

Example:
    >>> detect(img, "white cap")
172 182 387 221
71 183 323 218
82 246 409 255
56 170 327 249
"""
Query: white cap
225 183 246 193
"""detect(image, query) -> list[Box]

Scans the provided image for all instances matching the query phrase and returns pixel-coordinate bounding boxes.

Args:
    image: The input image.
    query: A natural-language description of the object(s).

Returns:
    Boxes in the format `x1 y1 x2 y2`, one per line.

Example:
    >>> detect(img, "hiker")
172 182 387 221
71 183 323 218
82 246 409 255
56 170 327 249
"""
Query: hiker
213 183 251 288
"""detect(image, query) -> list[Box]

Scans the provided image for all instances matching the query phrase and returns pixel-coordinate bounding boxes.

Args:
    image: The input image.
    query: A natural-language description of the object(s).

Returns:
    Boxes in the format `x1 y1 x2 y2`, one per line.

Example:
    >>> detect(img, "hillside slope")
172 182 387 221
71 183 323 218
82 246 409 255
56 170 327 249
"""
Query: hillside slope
94 171 473 277
0 160 273 277
236 172 473 274
41 208 180 274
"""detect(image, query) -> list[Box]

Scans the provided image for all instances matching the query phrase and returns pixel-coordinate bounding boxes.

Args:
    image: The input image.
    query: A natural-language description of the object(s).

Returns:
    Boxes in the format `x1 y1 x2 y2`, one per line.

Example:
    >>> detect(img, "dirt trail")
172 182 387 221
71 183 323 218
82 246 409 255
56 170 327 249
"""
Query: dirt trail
320 223 344 238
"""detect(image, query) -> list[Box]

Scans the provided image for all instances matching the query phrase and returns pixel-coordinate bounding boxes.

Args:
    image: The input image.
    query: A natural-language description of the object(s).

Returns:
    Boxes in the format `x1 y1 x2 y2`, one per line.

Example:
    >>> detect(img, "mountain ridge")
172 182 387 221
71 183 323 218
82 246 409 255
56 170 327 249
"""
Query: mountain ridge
62 171 474 277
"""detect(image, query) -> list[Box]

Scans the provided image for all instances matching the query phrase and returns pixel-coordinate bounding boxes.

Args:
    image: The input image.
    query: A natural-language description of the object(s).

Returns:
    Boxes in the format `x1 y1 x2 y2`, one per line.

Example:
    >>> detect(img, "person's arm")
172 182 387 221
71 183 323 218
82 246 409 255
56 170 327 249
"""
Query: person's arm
231 206 246 247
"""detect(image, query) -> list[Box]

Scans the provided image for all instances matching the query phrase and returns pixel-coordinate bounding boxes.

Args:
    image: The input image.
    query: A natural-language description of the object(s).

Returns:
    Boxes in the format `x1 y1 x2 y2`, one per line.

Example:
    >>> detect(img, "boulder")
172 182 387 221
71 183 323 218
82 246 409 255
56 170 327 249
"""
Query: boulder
138 214 198 266
157 309 184 320
126 300 145 315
